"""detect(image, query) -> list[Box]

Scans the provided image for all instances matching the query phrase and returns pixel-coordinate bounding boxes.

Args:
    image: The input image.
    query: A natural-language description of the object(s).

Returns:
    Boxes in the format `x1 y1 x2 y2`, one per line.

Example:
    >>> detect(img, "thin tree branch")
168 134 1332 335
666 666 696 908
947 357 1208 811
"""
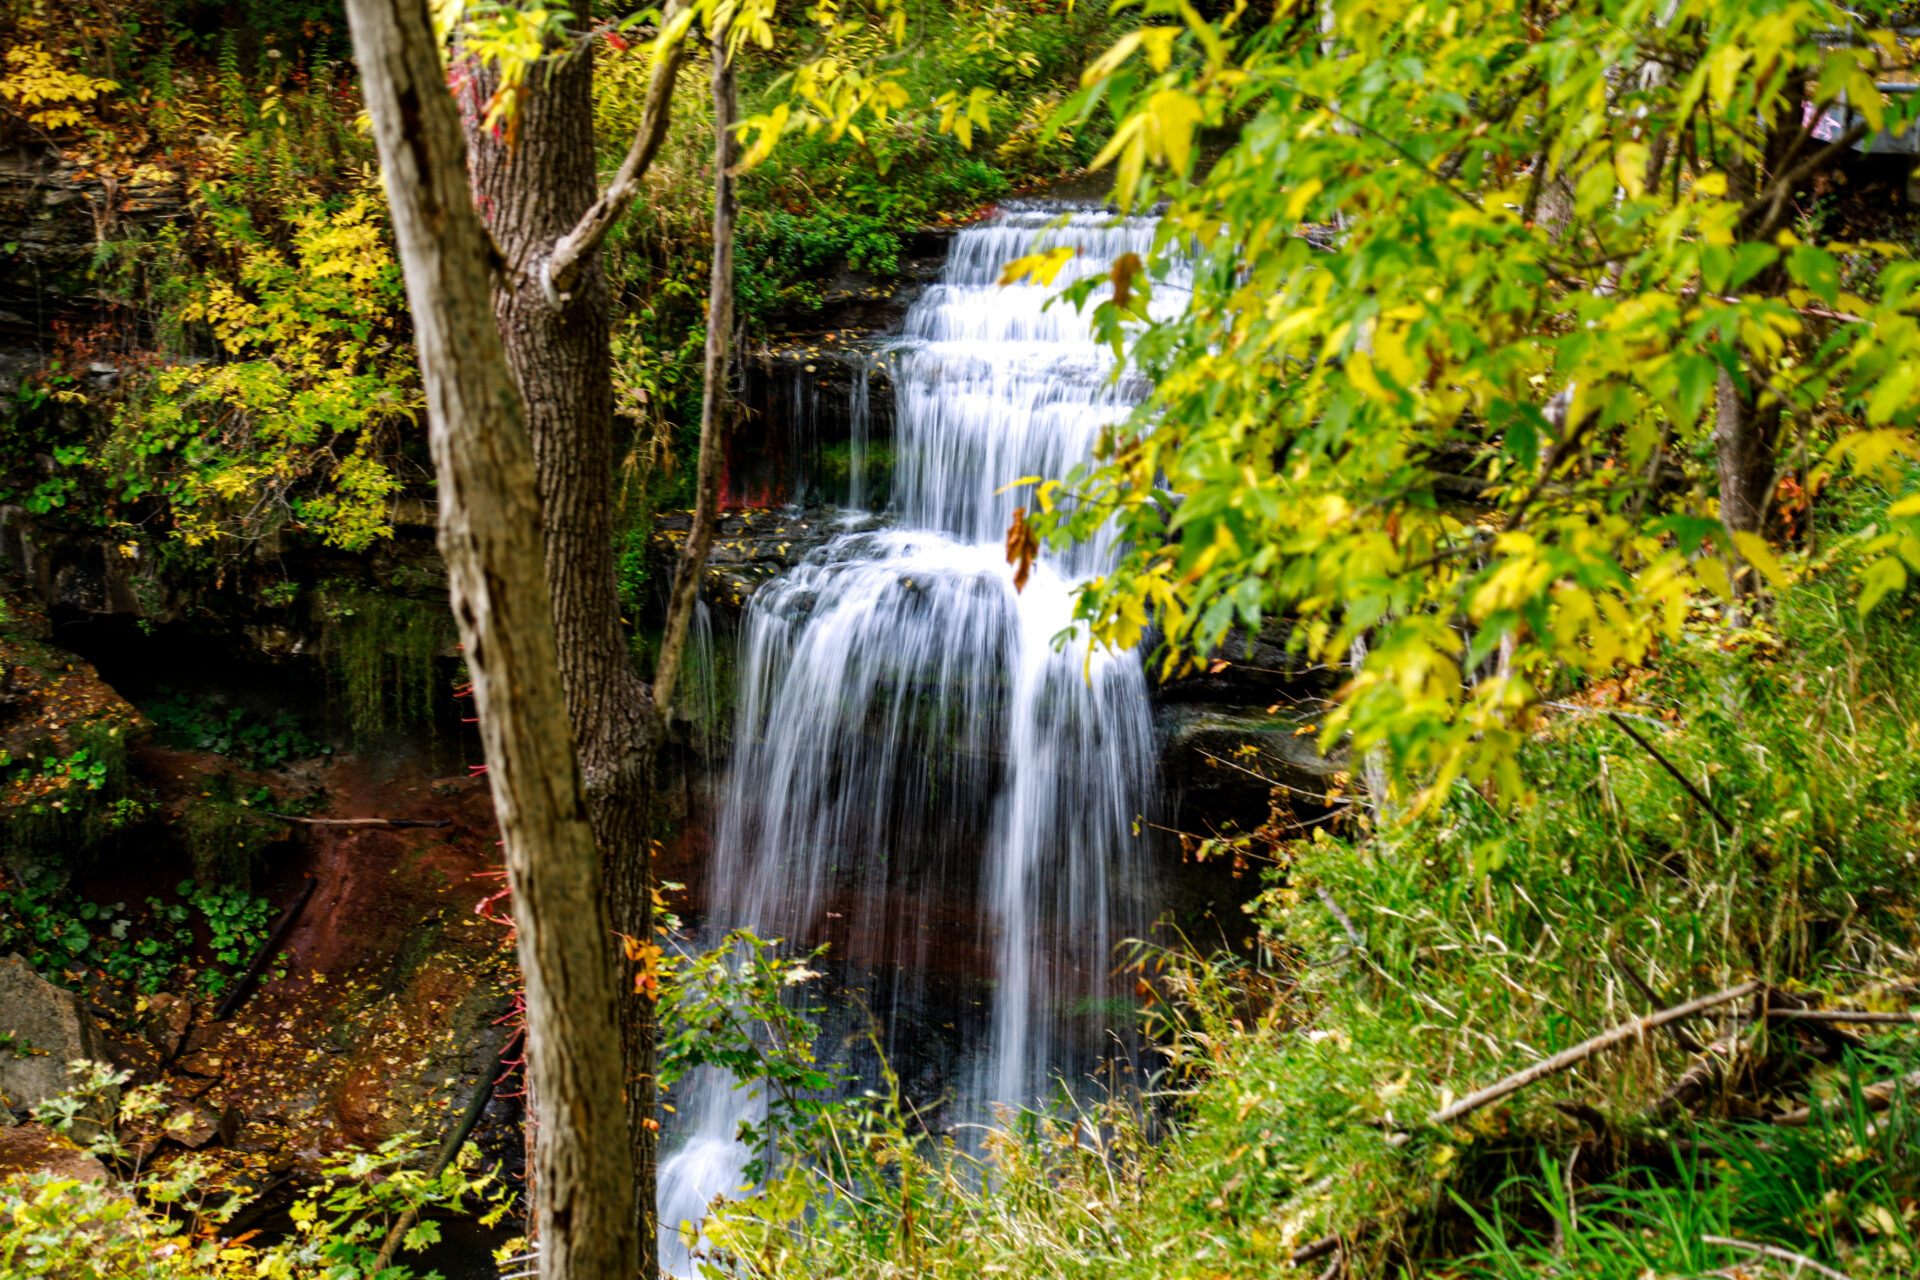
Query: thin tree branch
1606 711 1736 835
1429 980 1760 1126
1766 1009 1920 1026
1773 1068 1920 1127
1741 120 1868 236
544 2 692 304
652 11 736 721
1701 1235 1852 1280
1610 949 1704 1053
266 813 452 829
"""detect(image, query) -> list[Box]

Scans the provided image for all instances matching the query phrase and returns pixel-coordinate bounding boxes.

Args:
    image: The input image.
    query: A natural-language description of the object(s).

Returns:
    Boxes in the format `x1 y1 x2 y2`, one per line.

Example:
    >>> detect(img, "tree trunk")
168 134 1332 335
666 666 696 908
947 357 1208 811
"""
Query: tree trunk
1711 108 1802 540
653 22 736 718
460 16 661 1267
344 5 638 1280
1714 369 1780 537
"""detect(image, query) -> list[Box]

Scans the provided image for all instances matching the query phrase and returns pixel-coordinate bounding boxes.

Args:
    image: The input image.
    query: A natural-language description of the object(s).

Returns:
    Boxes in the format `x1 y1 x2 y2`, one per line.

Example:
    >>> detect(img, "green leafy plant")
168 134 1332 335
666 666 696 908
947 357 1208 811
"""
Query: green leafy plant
0 870 278 997
1024 0 1920 810
146 689 330 770
7 1062 497 1280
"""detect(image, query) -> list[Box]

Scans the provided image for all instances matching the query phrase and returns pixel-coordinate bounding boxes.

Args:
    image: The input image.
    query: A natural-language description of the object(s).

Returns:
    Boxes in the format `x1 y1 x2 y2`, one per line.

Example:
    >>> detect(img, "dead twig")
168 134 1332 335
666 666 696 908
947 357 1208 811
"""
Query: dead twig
1702 1234 1852 1280
1773 1069 1920 1128
1291 1234 1341 1267
1431 981 1760 1126
266 813 453 829
1610 951 1704 1053
212 877 316 1022
1316 886 1367 951
1605 713 1735 835
1766 1009 1920 1026
1650 1029 1754 1121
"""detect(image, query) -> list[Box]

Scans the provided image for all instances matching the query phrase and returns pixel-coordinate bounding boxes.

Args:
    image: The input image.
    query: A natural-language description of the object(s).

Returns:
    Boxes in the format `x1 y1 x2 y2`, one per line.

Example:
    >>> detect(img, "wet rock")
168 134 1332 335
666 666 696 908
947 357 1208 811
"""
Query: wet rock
163 1103 220 1150
0 1122 108 1182
651 507 864 622
1157 703 1347 827
139 993 193 1059
0 954 119 1135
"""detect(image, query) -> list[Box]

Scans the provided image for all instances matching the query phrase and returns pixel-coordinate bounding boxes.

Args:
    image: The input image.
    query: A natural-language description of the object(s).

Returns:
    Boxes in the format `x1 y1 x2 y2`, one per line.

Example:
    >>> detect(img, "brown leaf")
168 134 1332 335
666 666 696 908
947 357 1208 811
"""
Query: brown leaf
1005 507 1039 593
1111 252 1143 311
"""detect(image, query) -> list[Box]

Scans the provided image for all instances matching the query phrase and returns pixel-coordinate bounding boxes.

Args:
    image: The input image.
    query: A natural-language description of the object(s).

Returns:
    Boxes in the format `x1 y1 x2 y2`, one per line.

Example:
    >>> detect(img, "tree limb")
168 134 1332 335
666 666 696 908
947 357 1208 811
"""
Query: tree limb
265 813 452 829
1766 1009 1920 1026
1702 1235 1852 1280
544 3 692 303
1741 120 1869 238
1772 1069 1920 1127
1606 712 1735 835
652 12 736 721
1430 980 1760 1126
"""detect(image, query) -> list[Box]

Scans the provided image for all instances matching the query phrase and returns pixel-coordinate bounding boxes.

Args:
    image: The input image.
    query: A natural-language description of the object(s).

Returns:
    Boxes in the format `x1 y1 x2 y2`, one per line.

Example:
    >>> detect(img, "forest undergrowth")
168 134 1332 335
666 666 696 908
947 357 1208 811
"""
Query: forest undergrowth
697 493 1920 1279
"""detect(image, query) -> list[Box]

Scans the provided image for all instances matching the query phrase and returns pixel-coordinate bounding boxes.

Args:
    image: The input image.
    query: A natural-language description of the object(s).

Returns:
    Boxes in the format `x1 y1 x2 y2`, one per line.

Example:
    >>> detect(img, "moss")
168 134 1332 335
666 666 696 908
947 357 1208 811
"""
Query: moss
323 591 450 743
179 774 275 891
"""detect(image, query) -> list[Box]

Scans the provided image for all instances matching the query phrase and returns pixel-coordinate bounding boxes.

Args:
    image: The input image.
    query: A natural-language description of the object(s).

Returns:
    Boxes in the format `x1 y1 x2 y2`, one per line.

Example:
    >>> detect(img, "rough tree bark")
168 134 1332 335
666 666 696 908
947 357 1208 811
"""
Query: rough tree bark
461 16 662 1266
344 3 639 1279
1712 103 1862 539
458 7 727 1269
652 20 736 718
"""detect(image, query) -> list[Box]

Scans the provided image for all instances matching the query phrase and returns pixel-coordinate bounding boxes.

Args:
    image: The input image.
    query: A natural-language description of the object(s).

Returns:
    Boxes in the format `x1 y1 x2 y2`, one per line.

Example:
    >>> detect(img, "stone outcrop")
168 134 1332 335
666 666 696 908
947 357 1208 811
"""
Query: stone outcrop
0 1122 108 1182
0 954 119 1134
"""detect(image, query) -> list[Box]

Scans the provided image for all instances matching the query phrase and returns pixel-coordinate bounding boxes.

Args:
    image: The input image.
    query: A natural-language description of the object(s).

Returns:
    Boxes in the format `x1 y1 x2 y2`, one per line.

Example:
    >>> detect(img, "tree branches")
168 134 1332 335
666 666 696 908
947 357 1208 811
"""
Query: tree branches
544 2 694 304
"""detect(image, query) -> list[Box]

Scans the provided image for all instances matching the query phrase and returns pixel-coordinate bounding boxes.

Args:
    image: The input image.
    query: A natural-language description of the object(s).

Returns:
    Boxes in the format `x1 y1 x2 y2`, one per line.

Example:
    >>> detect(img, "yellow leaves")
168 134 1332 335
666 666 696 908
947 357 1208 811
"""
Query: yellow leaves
1346 349 1387 400
737 103 791 170
1081 27 1182 85
1613 141 1649 200
1858 556 1908 617
937 85 995 150
998 246 1077 288
1706 45 1748 108
1695 554 1734 602
0 43 117 131
1284 178 1323 224
1147 89 1203 175
1730 530 1793 589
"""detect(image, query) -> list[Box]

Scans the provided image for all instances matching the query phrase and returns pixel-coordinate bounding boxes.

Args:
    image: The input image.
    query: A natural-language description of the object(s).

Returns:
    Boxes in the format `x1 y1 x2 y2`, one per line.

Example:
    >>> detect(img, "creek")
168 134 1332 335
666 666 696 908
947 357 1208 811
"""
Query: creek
657 202 1188 1271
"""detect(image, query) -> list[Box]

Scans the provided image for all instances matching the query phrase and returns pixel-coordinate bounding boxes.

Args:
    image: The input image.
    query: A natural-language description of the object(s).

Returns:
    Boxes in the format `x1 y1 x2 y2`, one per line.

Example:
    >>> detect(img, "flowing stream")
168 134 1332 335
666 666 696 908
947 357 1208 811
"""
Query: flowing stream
658 203 1181 1272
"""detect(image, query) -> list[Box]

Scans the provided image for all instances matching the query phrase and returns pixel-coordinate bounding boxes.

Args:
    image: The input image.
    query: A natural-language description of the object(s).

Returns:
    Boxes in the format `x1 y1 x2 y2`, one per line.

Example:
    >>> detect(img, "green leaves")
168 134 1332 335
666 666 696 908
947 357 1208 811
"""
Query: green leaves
1039 0 1920 806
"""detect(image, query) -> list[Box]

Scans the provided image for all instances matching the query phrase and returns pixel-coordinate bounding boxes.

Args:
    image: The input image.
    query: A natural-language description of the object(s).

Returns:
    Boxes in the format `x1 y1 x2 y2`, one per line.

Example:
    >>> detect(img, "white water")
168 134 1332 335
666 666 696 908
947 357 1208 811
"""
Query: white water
658 204 1177 1272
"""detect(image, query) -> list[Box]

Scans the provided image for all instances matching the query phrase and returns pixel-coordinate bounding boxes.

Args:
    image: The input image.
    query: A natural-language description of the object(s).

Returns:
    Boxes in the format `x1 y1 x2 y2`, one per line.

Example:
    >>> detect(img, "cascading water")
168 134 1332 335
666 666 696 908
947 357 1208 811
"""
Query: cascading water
659 203 1182 1272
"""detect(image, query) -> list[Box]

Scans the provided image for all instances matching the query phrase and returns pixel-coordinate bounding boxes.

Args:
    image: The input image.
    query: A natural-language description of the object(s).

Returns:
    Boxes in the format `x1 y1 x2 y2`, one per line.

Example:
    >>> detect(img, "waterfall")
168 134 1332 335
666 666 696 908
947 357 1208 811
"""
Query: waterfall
659 203 1177 1271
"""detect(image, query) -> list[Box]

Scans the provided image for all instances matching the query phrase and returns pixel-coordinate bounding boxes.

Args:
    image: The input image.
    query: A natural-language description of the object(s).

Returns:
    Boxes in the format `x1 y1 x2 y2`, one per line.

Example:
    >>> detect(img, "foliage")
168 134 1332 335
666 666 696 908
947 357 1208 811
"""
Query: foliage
92 191 416 553
147 687 331 770
658 929 846 1183
0 723 147 867
4 1062 499 1280
0 867 278 996
1459 1071 1920 1279
1020 0 1920 809
322 589 450 741
0 40 116 130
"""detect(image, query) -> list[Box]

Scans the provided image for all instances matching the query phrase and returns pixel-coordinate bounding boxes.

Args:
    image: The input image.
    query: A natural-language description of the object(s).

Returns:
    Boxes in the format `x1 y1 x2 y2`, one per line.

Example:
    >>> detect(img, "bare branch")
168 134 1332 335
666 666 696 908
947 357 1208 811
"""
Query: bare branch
266 812 452 829
652 13 737 721
1607 711 1736 835
1702 1236 1852 1280
1430 980 1760 1126
1773 1069 1920 1127
544 3 693 304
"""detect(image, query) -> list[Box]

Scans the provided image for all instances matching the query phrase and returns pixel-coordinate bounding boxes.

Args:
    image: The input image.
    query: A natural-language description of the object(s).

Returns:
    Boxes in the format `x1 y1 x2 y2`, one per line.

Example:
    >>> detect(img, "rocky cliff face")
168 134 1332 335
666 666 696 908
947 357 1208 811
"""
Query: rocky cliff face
0 138 187 370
